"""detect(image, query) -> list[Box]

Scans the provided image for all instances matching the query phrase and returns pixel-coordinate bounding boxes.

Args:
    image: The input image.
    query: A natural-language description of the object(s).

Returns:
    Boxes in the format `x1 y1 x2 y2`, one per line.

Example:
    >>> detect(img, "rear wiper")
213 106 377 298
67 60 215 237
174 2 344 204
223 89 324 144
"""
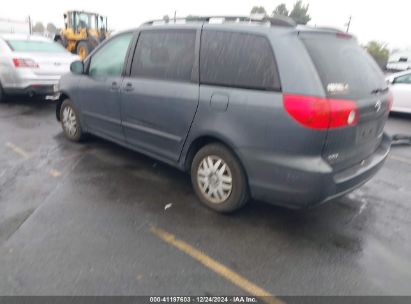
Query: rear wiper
371 87 389 94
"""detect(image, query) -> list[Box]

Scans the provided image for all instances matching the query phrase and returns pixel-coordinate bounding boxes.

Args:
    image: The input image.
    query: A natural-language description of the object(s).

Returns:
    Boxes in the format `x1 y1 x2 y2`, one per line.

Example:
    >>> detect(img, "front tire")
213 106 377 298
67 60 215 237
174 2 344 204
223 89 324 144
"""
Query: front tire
191 143 249 213
60 99 85 142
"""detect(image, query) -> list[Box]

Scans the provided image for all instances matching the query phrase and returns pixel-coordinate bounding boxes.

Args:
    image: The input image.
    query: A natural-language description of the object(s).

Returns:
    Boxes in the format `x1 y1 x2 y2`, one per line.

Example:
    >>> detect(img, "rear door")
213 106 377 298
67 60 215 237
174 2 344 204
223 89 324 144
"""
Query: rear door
301 33 390 170
121 28 199 163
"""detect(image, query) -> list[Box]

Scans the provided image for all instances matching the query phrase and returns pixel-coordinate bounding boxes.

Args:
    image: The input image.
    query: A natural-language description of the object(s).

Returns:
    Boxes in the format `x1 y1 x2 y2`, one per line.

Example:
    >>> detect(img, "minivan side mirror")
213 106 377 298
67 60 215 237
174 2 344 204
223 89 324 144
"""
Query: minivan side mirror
70 60 84 75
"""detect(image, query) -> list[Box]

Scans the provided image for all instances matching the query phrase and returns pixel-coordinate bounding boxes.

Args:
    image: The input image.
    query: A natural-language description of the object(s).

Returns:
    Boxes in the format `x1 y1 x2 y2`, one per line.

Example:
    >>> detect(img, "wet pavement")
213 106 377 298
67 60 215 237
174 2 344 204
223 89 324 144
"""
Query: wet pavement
0 98 411 296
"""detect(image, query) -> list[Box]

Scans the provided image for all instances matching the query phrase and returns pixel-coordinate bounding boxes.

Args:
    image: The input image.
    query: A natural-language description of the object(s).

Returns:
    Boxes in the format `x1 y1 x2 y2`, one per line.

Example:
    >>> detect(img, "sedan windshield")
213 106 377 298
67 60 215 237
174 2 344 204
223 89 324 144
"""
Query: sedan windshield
7 40 67 53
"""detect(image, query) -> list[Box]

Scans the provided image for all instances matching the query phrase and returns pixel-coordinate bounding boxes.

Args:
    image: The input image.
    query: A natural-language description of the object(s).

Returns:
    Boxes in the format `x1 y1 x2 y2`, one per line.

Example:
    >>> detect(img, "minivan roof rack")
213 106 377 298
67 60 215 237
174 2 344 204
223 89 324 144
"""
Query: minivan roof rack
142 15 296 28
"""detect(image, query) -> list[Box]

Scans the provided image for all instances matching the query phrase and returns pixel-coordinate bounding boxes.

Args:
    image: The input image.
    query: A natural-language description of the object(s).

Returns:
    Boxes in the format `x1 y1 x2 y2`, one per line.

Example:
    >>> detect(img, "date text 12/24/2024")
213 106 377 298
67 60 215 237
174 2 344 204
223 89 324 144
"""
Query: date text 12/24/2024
149 297 259 303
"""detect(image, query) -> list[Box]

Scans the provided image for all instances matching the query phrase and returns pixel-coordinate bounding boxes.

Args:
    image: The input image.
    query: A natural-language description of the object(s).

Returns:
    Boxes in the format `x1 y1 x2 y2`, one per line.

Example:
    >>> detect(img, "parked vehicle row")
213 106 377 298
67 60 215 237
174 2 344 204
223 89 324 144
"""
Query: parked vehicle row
54 16 391 212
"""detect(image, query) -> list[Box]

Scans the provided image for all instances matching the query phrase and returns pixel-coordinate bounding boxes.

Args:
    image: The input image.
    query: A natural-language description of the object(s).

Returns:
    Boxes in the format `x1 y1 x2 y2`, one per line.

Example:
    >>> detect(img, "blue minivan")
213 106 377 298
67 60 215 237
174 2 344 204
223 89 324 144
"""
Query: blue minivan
56 16 391 212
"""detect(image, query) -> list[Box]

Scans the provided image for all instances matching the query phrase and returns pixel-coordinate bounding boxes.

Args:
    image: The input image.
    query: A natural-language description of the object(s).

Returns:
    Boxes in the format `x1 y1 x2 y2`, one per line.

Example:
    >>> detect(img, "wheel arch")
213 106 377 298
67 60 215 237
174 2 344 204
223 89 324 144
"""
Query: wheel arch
56 92 71 121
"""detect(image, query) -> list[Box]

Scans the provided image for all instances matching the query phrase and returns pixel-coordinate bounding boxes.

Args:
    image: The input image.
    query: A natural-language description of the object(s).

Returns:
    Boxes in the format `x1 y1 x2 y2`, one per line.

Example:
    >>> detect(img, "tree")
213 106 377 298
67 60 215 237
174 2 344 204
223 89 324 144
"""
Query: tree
272 3 289 17
289 1 311 25
365 41 390 70
163 15 170 23
32 22 45 33
46 23 57 34
250 6 267 16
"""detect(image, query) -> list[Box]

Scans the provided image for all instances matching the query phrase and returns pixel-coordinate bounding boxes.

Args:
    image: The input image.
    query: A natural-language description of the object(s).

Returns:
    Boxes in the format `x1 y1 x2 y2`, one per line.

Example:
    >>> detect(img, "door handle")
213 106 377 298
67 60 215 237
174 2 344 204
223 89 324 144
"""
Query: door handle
124 82 134 92
111 81 120 91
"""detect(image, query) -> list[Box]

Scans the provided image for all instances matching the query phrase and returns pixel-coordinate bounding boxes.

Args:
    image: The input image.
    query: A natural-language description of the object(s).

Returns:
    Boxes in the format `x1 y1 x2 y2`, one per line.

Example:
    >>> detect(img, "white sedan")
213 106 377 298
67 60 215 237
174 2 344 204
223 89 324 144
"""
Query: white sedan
0 34 79 103
387 71 411 114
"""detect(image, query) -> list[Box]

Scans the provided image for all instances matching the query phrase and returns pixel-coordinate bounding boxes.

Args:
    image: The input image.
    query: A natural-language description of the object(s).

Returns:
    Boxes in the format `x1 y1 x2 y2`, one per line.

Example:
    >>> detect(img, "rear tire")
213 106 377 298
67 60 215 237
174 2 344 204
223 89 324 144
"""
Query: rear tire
76 41 92 60
191 143 249 213
60 99 85 142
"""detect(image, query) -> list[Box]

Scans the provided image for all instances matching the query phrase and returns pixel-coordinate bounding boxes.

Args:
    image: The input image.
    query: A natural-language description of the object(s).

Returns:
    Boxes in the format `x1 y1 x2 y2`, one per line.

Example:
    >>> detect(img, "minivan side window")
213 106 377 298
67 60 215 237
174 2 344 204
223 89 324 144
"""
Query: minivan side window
130 30 196 82
200 30 281 91
89 33 133 77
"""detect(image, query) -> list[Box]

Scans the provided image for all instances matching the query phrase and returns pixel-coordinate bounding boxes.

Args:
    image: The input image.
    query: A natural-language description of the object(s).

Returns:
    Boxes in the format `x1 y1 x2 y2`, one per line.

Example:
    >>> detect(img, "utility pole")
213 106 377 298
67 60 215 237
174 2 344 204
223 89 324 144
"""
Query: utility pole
28 15 32 34
345 15 352 33
174 11 177 23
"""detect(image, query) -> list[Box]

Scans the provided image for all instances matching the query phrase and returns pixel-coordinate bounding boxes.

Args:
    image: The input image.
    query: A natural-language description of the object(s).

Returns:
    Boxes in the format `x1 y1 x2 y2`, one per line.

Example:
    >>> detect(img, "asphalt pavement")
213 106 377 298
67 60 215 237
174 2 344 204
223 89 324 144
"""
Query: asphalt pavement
0 98 410 298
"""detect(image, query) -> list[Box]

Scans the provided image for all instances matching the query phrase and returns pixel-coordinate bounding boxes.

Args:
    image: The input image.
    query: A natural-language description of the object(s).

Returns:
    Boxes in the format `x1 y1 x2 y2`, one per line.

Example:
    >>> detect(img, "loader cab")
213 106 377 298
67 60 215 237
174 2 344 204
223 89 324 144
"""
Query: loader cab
64 11 105 33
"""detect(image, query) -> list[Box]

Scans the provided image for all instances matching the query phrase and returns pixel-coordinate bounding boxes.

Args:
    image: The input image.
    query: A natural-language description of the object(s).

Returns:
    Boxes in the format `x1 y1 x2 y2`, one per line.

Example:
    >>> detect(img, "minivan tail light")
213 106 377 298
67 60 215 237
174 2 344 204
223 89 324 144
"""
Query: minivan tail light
12 58 39 68
336 32 352 39
283 94 358 130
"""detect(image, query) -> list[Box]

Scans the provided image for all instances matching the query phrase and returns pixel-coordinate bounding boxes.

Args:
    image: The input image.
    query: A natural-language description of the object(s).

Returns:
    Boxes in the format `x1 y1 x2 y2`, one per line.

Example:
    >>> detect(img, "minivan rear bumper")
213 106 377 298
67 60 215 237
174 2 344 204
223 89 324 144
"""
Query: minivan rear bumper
242 133 391 209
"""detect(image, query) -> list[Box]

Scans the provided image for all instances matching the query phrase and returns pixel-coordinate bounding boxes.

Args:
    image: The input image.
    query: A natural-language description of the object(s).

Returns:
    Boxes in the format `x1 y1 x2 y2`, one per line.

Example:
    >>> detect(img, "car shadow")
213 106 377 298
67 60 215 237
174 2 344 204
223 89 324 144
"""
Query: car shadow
0 96 56 116
59 133 371 257
389 112 411 119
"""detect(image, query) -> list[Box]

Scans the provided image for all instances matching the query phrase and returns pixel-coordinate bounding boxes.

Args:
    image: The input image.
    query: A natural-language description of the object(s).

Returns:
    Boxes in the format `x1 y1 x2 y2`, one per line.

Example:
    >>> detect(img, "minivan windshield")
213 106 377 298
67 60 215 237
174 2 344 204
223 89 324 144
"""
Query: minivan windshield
301 34 387 100
7 40 67 53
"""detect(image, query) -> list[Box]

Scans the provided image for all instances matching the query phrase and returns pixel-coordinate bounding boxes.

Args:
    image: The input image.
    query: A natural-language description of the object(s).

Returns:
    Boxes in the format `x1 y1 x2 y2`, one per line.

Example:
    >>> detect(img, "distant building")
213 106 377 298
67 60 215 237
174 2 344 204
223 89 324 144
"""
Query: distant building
387 51 411 71
0 17 30 35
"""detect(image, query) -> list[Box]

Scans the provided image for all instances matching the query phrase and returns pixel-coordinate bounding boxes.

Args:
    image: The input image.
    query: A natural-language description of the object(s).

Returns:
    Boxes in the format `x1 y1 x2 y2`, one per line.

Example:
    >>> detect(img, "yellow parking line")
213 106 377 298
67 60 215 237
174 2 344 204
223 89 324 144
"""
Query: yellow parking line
150 226 284 304
49 169 62 177
390 155 411 166
5 142 29 159
5 142 62 177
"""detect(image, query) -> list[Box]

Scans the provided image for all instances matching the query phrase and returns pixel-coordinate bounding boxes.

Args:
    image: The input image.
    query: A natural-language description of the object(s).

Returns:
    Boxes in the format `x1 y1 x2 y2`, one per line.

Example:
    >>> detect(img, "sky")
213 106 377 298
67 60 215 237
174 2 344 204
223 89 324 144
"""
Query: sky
1 0 409 50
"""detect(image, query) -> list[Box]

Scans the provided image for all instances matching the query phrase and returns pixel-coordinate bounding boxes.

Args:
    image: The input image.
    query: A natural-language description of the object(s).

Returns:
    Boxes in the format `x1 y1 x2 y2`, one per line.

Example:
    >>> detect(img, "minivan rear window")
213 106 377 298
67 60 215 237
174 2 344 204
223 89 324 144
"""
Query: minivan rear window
301 35 387 100
6 40 67 53
200 31 281 91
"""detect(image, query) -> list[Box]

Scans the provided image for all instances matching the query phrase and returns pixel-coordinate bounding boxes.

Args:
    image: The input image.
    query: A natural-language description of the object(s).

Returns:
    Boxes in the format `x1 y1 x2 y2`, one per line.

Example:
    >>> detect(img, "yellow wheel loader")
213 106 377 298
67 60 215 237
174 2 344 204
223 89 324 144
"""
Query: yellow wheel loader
54 11 108 60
